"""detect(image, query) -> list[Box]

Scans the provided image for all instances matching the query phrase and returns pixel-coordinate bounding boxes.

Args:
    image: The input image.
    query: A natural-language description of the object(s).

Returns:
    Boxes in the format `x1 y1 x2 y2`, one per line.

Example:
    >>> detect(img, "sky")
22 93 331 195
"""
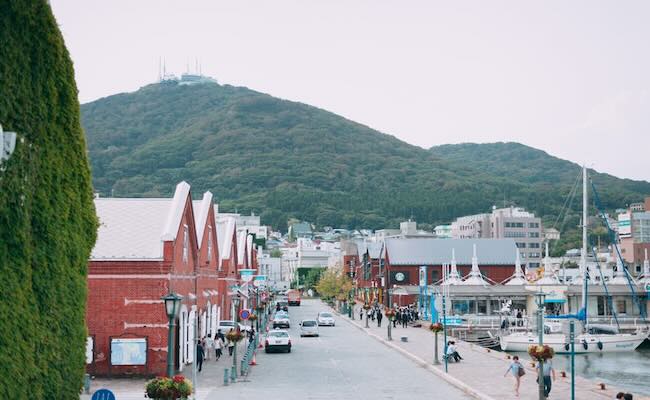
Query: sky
50 1 650 181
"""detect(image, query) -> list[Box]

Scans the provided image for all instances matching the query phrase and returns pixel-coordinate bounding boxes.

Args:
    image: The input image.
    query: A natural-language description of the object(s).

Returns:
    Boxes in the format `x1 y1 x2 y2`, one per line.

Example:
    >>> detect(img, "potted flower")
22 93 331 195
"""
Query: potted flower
384 309 396 320
429 322 444 365
145 375 192 399
225 330 244 343
248 314 258 321
528 344 554 361
362 303 372 310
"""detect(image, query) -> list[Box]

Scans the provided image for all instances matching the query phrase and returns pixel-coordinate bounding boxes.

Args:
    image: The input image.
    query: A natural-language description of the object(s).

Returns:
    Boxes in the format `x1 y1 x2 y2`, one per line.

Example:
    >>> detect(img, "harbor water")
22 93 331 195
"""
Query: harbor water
511 340 650 396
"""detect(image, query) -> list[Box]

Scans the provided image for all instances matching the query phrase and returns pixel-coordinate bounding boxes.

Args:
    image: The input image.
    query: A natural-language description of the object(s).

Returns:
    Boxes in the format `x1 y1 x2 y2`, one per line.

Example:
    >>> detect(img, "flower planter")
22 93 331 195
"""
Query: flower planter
145 375 192 399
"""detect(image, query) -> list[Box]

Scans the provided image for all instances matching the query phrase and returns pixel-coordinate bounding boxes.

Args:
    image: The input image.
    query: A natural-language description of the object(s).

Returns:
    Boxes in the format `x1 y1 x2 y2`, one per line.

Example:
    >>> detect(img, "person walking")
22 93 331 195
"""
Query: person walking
359 307 364 320
537 358 556 398
227 329 235 356
392 309 397 328
377 310 383 327
401 309 408 328
205 334 214 361
504 355 525 396
214 335 223 361
196 340 205 372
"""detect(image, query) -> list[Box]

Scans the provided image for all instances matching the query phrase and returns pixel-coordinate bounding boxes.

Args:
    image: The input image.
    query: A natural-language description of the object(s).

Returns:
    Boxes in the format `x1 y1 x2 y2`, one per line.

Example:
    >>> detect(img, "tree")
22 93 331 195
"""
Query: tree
316 269 353 300
0 2 98 398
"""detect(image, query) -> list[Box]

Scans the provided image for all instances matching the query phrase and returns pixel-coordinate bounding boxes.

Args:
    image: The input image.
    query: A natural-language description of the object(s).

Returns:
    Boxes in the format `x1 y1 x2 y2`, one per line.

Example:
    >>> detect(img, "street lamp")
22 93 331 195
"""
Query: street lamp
387 288 393 341
162 292 183 378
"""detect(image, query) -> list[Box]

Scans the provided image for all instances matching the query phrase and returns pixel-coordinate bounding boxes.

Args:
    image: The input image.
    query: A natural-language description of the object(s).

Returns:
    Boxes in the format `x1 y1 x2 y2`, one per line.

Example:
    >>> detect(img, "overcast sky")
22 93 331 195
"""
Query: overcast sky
51 1 650 181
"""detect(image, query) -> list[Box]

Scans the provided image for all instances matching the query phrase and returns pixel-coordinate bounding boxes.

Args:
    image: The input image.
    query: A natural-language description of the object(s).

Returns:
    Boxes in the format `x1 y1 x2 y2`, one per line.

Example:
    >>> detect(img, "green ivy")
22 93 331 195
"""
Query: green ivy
0 1 97 398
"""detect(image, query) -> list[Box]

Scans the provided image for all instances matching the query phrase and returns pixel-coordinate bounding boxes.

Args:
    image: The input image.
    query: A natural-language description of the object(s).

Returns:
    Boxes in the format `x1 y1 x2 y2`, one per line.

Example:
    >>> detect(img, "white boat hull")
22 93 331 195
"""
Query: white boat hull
499 332 646 353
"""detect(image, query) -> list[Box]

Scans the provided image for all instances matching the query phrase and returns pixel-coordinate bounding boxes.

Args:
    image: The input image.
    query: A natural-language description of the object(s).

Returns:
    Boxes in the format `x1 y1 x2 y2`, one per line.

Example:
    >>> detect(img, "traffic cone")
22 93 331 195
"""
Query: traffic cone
249 352 257 366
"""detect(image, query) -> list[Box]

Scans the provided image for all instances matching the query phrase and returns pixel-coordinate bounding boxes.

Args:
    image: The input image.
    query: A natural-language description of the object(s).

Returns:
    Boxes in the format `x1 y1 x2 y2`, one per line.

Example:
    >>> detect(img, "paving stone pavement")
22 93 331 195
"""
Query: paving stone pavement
341 302 650 400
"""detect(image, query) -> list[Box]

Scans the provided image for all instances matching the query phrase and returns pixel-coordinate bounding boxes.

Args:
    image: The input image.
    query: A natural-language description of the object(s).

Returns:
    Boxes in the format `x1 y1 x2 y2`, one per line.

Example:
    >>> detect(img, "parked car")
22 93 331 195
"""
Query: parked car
265 329 292 353
317 311 335 326
299 319 319 337
218 320 251 332
273 313 290 329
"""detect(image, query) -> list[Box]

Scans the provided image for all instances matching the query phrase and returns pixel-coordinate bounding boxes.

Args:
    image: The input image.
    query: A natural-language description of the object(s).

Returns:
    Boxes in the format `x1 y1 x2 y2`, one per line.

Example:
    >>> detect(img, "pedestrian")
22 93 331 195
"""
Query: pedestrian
249 327 256 343
214 335 223 361
516 309 523 327
616 393 625 399
377 310 383 327
536 359 556 398
205 334 214 360
401 310 408 328
360 307 364 320
196 340 205 372
227 329 235 356
623 394 633 400
504 355 525 396
216 329 225 342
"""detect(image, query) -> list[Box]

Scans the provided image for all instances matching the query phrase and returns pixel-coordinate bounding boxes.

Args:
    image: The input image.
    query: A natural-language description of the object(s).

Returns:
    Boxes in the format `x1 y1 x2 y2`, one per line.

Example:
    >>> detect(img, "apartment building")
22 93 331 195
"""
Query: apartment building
451 206 543 270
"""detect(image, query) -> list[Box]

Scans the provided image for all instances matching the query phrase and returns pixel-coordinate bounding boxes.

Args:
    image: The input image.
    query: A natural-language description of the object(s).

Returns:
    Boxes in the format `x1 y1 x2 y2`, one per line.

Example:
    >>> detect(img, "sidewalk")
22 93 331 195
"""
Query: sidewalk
80 339 249 400
339 305 649 400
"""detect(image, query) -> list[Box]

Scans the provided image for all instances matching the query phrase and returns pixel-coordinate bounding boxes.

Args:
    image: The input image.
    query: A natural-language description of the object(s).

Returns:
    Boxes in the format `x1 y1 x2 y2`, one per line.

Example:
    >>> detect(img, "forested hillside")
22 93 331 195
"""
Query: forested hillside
81 81 650 235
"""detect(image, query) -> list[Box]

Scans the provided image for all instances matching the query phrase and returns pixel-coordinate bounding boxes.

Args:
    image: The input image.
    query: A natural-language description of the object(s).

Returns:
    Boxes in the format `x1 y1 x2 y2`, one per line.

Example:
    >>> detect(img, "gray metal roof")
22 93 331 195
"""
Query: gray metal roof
355 240 383 259
386 238 517 266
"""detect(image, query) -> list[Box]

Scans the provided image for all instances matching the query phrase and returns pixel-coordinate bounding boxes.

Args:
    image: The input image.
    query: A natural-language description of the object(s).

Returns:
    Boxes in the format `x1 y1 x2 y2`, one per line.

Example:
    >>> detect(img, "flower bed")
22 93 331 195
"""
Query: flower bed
528 344 554 361
145 375 192 399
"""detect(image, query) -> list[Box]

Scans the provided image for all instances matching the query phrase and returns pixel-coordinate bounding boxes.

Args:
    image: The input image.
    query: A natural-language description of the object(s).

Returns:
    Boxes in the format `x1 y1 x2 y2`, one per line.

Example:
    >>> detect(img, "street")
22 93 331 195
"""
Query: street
212 298 472 400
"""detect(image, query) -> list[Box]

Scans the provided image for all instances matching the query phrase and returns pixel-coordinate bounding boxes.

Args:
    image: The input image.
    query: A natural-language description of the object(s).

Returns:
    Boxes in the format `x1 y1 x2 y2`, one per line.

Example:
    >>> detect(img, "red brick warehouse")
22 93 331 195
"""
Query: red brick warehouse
86 181 257 377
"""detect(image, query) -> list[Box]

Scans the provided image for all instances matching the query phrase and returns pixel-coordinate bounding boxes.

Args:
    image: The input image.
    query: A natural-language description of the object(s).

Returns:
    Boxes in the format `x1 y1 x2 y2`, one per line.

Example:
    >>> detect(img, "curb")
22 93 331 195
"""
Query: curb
332 306 496 400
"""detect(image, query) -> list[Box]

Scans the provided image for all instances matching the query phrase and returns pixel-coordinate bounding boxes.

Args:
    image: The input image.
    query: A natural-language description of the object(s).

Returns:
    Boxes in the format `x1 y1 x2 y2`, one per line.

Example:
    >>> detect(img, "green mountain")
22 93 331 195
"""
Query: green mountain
81 81 650 236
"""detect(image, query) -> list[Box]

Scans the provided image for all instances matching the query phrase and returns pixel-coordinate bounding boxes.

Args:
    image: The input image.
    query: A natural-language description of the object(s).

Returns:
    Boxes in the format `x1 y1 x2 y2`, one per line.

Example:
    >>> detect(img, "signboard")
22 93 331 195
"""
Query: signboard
239 269 256 282
110 338 147 366
618 212 631 238
441 317 463 326
86 336 94 364
645 283 650 293
253 275 267 288
239 309 251 320
419 266 427 287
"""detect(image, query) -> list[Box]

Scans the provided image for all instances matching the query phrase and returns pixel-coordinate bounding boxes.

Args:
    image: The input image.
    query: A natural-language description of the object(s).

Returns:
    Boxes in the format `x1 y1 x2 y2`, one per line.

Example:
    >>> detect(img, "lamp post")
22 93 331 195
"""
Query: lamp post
231 294 241 381
387 288 393 341
162 292 183 378
534 290 547 400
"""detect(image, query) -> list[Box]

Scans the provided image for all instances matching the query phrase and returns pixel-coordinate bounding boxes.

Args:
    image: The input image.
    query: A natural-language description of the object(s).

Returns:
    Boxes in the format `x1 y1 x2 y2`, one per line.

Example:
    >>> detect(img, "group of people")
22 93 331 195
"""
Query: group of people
616 393 634 400
193 328 245 372
359 303 420 329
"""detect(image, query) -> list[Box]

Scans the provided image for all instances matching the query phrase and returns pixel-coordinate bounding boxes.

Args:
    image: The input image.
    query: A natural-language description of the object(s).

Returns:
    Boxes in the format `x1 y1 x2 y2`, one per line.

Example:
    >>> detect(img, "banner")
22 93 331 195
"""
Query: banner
419 266 427 287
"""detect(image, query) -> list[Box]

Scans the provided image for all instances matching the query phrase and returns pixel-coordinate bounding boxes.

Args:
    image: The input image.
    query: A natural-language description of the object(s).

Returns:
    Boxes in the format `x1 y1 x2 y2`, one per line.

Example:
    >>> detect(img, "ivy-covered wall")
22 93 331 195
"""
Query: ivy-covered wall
0 1 98 398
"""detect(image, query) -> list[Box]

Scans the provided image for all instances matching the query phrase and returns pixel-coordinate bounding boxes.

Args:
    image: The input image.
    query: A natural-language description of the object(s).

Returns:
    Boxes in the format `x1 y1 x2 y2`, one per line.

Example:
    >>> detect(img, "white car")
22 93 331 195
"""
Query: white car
218 320 251 332
317 311 335 326
265 329 292 353
273 313 290 329
299 319 319 337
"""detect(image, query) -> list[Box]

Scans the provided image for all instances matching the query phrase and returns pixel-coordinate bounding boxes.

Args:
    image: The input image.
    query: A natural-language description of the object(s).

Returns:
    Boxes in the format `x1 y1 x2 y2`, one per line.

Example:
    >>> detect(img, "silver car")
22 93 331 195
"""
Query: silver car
317 311 335 326
299 319 319 337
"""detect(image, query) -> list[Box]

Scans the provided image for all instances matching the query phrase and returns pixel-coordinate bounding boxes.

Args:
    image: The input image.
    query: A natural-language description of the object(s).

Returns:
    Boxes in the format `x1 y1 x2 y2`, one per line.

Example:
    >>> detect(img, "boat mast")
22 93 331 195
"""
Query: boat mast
581 165 588 314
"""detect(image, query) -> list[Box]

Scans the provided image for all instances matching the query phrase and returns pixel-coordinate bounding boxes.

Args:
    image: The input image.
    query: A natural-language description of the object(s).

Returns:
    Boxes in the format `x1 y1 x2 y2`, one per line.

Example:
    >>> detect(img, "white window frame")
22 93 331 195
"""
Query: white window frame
183 224 189 264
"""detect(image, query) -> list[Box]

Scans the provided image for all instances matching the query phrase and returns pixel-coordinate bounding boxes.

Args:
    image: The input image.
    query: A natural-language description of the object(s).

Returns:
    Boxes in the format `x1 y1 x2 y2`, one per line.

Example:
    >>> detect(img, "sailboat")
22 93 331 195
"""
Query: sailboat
499 166 647 353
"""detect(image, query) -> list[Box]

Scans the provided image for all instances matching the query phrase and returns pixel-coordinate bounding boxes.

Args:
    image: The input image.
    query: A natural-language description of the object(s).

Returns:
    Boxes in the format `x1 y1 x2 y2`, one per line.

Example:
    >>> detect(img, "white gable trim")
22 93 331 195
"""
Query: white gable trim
194 191 213 244
161 181 191 241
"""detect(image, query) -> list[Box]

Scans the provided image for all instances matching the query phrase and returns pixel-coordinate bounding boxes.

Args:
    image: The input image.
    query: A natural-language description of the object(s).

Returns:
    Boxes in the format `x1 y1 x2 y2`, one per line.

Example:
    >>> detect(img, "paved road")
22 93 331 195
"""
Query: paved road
211 298 471 400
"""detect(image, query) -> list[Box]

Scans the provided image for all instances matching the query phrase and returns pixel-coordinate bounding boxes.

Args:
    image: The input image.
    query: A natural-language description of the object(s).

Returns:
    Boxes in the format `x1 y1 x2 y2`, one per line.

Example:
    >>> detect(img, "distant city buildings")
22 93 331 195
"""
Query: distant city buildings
450 206 544 270
618 197 650 273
